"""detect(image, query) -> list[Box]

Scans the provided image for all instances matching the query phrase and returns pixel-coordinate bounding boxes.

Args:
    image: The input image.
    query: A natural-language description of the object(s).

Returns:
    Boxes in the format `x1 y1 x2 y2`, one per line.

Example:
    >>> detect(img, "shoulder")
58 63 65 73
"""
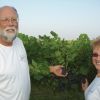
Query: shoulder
13 37 26 52
85 84 100 100
85 77 100 99
14 37 23 44
13 37 24 47
13 37 27 55
85 77 100 93
90 79 100 93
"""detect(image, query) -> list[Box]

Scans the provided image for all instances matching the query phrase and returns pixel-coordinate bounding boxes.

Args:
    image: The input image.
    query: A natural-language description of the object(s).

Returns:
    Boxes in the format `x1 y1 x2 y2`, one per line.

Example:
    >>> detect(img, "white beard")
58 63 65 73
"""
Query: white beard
0 27 18 42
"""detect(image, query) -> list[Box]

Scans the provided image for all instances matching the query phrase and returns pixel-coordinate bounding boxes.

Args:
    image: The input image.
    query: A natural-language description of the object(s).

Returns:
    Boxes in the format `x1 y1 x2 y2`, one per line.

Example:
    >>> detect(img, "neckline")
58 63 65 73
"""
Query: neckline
0 43 13 49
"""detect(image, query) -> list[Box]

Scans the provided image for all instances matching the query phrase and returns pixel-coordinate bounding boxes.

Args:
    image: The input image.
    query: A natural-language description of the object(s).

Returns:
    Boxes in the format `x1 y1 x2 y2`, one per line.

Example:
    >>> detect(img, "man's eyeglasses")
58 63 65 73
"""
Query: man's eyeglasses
0 17 18 23
92 53 100 57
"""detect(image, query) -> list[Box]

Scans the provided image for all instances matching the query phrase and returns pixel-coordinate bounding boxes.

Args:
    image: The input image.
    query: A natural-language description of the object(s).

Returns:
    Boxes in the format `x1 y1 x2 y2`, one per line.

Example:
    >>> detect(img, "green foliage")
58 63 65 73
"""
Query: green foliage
69 34 92 74
18 32 94 86
18 32 95 99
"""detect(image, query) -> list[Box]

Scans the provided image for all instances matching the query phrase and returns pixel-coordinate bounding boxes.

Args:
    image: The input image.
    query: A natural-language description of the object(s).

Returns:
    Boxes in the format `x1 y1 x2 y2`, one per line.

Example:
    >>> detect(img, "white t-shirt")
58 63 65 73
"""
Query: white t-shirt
0 37 31 100
85 76 100 100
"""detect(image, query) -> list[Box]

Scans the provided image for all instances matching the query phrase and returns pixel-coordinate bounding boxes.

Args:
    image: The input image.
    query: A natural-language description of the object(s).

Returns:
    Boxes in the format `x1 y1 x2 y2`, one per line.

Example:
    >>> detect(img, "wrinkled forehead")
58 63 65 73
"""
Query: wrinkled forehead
0 6 18 18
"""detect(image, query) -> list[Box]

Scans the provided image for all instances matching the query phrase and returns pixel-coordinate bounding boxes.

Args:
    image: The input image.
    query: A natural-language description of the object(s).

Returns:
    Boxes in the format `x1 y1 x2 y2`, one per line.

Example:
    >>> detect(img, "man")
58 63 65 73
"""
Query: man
0 6 31 100
0 5 65 100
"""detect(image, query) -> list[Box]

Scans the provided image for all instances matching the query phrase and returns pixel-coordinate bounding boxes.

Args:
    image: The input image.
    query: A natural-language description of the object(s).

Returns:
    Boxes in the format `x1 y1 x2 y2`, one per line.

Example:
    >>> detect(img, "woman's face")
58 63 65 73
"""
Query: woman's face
92 46 100 71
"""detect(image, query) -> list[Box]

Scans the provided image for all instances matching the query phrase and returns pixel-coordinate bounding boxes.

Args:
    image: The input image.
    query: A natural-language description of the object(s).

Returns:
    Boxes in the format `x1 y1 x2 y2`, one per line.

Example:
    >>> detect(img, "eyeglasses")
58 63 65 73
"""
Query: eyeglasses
0 17 18 23
92 53 100 57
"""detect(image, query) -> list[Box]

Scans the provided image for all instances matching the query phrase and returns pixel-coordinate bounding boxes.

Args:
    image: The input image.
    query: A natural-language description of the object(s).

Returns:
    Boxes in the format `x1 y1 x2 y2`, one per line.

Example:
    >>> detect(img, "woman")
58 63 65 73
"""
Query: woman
82 36 100 100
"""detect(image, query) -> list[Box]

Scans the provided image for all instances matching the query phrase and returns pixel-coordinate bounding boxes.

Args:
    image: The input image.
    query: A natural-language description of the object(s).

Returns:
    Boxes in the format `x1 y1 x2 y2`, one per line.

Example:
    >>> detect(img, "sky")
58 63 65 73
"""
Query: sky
0 0 100 40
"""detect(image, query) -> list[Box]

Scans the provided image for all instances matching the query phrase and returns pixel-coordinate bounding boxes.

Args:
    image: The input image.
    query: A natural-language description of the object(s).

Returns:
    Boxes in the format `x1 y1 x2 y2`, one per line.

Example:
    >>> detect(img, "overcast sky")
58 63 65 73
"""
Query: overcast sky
0 0 100 39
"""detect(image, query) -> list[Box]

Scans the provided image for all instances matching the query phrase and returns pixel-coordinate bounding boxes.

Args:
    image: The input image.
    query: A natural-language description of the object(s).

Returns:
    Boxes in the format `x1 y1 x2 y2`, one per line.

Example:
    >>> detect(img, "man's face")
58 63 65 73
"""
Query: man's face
92 46 100 71
0 7 18 42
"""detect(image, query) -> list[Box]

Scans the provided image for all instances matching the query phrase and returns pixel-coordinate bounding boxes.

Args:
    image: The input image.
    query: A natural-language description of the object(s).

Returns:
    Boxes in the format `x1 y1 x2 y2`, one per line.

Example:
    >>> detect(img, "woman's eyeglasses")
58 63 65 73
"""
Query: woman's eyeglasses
92 53 100 57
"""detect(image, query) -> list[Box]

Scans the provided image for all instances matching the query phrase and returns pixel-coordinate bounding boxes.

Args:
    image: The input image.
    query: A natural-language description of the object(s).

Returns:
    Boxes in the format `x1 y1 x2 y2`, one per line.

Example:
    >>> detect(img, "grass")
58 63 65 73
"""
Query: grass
30 81 84 100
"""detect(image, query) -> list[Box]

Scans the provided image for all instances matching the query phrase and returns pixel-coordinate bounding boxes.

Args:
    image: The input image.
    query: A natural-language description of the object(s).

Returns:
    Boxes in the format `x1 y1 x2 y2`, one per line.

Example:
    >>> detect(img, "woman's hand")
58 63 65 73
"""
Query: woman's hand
81 78 89 92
